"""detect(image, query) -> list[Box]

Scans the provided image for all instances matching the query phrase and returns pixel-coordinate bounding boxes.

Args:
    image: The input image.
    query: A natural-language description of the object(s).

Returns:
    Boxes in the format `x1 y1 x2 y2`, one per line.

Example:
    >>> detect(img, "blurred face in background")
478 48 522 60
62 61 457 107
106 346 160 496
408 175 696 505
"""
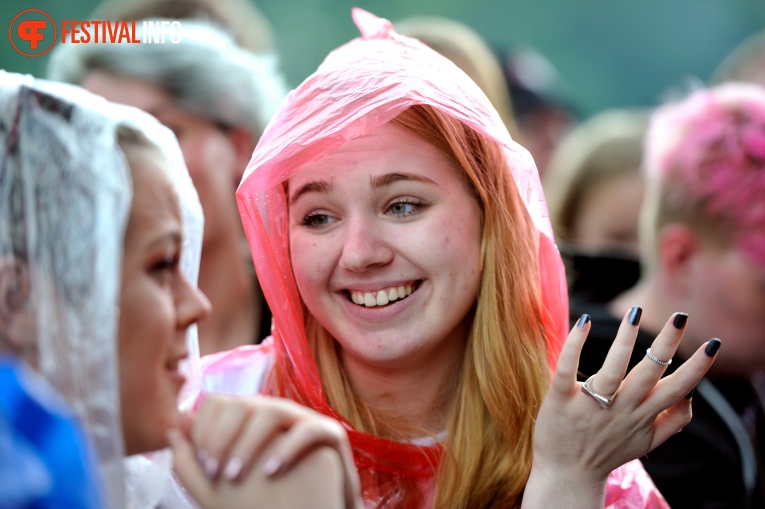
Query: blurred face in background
570 171 644 257
81 72 249 250
682 242 765 377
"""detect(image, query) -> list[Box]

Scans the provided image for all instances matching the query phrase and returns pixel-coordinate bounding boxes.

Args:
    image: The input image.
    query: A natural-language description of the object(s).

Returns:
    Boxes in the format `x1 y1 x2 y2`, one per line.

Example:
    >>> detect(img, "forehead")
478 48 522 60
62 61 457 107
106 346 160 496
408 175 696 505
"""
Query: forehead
289 121 451 186
125 148 181 237
81 72 195 124
82 71 169 112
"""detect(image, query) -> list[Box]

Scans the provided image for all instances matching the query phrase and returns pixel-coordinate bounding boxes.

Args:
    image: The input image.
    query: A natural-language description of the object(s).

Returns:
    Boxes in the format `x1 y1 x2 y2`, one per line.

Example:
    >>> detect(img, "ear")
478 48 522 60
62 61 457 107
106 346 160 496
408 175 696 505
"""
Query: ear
655 224 700 297
0 256 35 353
223 127 256 187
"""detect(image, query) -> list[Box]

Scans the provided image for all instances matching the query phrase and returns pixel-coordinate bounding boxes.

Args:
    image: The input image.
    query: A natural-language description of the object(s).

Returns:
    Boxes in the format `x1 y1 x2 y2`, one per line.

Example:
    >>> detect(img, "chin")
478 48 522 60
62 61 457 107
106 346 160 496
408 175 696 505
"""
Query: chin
128 426 173 456
124 408 180 456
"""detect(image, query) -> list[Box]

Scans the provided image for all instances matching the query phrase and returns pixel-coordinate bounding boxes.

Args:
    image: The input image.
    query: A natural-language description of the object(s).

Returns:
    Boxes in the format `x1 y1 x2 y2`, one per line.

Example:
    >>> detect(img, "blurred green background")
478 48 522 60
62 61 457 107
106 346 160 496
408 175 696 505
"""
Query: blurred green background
2 0 764 118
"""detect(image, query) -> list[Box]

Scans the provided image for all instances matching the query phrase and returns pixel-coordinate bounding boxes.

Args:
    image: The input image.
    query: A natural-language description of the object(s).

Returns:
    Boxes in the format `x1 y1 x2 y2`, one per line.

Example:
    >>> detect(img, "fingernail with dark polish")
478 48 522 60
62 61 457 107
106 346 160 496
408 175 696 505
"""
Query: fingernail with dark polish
577 314 590 328
673 312 688 329
705 338 722 357
628 306 642 326
685 387 695 399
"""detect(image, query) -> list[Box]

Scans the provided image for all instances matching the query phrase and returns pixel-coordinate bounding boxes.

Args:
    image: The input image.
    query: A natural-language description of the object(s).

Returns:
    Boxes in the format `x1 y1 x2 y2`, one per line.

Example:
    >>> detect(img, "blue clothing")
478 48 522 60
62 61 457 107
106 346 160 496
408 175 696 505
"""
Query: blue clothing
0 356 103 509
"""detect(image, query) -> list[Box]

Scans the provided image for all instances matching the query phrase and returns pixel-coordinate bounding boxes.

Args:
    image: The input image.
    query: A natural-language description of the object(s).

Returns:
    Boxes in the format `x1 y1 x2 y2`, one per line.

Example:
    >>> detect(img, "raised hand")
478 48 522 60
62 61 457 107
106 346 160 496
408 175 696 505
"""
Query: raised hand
524 309 720 508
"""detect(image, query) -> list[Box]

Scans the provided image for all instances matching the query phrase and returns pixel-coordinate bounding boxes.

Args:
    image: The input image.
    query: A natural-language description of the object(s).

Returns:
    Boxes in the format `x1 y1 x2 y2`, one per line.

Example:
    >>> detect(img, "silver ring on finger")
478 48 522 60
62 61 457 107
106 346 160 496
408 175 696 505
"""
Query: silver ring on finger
645 348 672 366
580 374 616 409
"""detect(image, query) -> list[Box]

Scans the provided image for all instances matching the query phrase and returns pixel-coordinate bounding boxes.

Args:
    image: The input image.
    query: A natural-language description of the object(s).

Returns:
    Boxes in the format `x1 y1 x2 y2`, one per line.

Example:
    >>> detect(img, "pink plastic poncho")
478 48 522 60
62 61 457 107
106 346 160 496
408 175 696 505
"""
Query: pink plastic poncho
218 8 667 508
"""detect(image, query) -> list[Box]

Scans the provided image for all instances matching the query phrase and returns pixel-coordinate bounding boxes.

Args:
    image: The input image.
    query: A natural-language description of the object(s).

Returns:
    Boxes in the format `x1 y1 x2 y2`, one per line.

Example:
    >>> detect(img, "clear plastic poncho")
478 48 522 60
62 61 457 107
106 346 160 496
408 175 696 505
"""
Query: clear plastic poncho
0 71 204 508
229 9 666 508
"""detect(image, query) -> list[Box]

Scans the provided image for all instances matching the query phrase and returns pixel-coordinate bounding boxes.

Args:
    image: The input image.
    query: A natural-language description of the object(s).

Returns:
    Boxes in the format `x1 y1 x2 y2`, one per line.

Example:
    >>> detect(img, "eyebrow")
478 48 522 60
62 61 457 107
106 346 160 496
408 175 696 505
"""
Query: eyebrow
369 172 437 189
146 231 182 251
289 179 334 205
289 172 437 206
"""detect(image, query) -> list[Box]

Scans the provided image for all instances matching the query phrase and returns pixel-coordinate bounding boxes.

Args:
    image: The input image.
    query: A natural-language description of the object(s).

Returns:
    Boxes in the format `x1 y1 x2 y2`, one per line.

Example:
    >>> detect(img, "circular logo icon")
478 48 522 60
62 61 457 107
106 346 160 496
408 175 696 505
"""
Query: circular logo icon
9 9 57 57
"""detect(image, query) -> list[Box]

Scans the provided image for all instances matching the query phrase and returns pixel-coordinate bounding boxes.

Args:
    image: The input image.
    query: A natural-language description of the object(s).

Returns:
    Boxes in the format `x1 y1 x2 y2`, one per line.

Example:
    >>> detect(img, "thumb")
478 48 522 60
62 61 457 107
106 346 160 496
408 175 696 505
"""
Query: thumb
168 428 212 507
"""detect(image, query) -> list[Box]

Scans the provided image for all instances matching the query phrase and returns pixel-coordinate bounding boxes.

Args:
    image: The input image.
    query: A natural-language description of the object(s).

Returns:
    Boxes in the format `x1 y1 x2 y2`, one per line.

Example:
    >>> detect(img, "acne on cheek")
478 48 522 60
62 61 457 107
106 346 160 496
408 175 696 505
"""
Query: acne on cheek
438 217 474 248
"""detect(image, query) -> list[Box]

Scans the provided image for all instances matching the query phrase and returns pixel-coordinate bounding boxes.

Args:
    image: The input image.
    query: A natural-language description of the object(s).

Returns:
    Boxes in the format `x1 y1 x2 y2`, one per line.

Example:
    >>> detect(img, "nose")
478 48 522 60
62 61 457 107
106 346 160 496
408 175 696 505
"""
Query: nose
175 274 211 330
338 216 394 273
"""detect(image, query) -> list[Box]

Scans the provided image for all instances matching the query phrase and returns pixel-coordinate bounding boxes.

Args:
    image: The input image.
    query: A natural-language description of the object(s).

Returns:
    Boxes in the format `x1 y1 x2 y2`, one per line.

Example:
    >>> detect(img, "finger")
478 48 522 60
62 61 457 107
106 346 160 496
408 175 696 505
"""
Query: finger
641 338 720 415
263 419 347 476
644 312 688 372
621 312 690 403
189 396 224 479
586 306 643 397
192 394 222 442
194 395 251 479
549 314 591 396
168 428 212 507
218 405 289 482
649 398 693 450
261 419 361 509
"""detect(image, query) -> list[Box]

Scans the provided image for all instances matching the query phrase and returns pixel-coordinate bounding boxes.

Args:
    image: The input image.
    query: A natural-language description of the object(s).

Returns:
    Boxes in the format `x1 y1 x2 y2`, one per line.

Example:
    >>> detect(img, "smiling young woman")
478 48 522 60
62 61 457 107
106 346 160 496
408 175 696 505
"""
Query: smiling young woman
194 9 718 509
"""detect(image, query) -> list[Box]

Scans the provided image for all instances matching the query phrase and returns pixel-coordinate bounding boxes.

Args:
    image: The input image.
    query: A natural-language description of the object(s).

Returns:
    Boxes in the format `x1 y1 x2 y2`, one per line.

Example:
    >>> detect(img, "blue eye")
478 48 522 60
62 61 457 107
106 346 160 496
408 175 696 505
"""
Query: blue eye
387 199 421 216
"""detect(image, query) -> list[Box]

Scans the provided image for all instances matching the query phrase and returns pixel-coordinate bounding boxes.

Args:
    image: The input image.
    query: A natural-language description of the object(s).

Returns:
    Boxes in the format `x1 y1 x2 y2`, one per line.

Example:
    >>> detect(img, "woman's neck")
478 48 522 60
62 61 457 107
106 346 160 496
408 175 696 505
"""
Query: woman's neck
340 333 466 436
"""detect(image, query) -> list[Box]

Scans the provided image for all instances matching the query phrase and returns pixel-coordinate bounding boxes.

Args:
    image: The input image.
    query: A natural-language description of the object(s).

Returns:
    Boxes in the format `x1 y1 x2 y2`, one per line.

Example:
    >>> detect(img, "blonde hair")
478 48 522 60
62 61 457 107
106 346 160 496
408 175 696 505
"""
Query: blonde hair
544 109 649 244
304 105 550 508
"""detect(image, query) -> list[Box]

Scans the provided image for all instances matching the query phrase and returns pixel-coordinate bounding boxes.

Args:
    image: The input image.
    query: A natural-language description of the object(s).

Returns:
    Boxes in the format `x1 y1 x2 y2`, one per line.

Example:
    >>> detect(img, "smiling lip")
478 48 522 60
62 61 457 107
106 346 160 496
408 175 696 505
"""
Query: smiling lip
337 280 423 321
165 349 188 386
166 369 187 387
348 282 416 307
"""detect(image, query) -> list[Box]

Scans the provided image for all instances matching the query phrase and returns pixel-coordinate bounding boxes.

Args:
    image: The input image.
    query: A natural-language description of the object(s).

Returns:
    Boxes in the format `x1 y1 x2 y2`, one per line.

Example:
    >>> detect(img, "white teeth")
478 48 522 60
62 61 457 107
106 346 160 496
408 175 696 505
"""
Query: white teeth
350 284 415 307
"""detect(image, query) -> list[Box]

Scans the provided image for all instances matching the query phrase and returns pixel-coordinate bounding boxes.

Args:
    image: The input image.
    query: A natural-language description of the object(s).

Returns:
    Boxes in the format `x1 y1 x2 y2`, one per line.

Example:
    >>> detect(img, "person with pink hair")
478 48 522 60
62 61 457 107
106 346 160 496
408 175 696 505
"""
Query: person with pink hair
576 83 765 508
193 9 719 508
